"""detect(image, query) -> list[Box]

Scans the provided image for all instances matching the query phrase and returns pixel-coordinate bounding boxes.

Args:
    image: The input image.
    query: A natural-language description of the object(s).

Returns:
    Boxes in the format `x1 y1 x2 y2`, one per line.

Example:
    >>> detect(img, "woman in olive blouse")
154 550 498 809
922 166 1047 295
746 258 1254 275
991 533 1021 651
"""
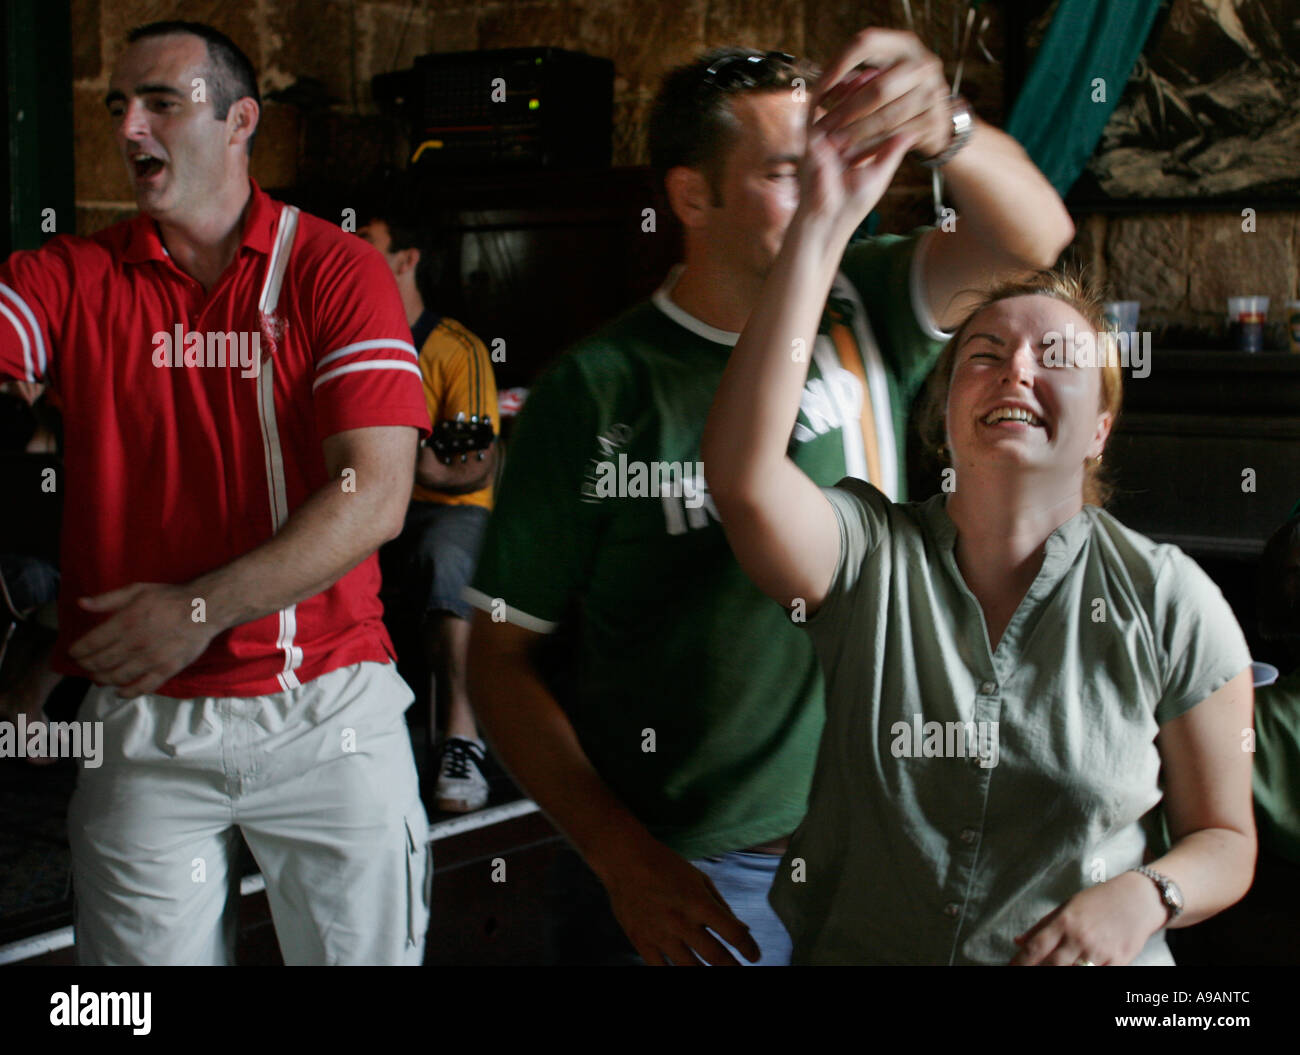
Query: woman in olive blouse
701 124 1256 965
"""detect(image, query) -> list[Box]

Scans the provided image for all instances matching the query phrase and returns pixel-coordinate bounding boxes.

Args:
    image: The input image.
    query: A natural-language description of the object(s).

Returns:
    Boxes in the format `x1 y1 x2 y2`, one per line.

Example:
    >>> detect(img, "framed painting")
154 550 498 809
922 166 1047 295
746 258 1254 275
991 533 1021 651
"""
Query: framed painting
1014 0 1300 210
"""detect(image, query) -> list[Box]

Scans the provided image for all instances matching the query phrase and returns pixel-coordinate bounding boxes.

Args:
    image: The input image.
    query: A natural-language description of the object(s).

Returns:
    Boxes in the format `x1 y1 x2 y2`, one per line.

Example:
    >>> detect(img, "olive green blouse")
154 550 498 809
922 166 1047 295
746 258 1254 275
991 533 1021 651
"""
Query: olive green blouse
770 480 1252 965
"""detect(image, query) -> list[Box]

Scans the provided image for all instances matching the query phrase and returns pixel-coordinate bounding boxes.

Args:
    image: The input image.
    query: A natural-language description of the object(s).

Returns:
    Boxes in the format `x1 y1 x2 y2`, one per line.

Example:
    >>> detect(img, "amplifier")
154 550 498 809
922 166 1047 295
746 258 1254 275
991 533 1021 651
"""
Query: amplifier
373 47 614 170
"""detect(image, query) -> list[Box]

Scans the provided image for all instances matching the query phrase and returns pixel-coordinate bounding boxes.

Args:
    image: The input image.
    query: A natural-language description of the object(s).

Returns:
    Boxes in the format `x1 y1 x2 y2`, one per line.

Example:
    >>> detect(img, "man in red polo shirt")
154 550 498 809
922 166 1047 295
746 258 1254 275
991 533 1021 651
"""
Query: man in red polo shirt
0 21 432 964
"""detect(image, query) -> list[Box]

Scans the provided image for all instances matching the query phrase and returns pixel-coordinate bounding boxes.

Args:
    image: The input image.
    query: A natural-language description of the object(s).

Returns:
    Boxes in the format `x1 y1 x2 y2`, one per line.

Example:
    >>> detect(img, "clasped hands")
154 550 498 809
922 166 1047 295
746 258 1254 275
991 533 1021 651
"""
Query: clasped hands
799 28 958 233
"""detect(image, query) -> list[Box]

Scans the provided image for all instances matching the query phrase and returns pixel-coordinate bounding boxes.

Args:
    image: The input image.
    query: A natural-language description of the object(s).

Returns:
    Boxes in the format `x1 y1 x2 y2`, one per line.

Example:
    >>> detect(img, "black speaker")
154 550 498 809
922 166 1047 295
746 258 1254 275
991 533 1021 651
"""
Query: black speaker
373 47 614 171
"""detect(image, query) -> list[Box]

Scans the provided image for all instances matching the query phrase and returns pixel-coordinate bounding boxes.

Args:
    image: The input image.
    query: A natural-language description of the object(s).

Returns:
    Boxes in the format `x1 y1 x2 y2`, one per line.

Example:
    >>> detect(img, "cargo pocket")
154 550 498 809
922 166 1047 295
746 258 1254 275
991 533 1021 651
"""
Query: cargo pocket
404 812 433 949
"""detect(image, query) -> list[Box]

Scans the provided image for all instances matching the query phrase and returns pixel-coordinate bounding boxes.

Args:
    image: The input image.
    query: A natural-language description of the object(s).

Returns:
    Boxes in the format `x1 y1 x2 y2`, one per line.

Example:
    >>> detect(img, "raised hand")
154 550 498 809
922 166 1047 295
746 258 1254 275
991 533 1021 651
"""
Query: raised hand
813 27 956 163
797 120 917 244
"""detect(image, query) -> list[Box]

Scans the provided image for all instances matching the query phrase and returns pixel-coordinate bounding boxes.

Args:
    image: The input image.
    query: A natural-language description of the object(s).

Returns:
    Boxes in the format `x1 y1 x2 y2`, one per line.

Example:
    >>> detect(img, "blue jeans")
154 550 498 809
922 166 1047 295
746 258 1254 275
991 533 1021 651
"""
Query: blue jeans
545 847 792 966
386 502 489 621
692 851 793 966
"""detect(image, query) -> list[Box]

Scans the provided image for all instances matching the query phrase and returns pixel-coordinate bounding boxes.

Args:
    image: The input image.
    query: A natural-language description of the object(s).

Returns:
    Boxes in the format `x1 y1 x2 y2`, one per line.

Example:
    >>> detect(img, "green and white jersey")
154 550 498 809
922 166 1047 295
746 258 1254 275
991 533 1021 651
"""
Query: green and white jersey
466 229 949 859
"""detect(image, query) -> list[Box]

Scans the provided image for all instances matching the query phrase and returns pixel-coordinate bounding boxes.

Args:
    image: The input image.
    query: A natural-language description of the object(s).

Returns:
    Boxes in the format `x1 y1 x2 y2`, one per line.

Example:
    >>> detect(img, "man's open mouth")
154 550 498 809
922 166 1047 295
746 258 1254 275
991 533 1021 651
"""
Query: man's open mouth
132 153 165 179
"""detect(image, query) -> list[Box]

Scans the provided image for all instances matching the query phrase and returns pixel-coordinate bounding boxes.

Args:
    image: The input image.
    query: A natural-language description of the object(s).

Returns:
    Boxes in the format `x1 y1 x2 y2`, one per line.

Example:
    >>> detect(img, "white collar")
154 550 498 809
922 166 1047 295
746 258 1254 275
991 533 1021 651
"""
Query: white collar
650 265 741 347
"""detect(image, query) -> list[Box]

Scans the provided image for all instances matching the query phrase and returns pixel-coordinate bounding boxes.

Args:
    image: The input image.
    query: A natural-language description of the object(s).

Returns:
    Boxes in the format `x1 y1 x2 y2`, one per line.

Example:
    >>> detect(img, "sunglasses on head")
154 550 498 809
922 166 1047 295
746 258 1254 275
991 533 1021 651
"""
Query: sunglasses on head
701 50 798 91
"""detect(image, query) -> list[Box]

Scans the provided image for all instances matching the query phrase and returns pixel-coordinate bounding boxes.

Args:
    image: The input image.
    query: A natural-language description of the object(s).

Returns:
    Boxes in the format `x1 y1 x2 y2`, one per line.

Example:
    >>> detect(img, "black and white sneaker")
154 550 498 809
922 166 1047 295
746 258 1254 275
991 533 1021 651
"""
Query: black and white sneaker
435 737 490 813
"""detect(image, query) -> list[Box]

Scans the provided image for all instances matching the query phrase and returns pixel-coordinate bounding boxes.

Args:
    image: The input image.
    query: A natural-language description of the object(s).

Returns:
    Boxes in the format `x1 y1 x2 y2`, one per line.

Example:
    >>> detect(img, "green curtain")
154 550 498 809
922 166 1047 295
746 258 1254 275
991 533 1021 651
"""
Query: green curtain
1005 0 1163 196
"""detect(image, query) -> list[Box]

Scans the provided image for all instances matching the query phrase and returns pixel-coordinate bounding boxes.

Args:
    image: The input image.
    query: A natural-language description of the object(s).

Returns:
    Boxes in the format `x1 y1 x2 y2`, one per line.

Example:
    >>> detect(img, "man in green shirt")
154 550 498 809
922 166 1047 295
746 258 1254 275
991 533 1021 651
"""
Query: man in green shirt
466 31 1074 965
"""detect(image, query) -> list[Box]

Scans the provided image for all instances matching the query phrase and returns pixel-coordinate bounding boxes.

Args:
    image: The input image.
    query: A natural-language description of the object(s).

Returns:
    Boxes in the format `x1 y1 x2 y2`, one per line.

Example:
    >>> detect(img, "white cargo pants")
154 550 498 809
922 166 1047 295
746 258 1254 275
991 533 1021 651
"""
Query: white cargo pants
67 661 432 965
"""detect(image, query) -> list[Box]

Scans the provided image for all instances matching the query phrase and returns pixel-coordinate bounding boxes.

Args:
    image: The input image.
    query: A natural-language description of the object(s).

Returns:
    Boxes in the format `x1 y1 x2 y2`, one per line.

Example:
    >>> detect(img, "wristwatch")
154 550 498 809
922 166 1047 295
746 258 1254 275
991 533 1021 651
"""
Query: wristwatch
919 94 974 169
1130 866 1184 923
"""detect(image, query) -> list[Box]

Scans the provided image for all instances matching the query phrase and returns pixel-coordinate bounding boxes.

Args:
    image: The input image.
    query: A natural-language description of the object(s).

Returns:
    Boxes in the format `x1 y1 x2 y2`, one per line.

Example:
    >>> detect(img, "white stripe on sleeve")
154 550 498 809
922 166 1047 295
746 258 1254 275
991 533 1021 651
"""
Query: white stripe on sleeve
311 359 422 391
0 302 34 380
316 339 418 372
0 282 46 377
910 229 955 342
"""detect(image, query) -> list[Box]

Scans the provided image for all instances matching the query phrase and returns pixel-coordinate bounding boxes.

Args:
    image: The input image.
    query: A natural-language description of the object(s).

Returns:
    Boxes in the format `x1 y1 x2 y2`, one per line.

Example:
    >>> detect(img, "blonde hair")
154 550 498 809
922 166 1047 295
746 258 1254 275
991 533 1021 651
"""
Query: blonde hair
917 269 1124 507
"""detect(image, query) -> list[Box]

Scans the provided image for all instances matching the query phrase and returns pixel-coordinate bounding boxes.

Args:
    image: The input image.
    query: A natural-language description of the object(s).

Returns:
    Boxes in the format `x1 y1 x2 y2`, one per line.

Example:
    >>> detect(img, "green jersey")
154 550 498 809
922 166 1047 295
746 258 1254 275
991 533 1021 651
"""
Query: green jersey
466 230 948 858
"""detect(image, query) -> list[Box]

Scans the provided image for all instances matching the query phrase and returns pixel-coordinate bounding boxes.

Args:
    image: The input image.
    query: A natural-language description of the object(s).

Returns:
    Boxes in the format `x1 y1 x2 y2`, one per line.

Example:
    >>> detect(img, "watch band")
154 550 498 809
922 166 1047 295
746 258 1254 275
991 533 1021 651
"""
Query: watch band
1130 866 1184 922
919 94 974 169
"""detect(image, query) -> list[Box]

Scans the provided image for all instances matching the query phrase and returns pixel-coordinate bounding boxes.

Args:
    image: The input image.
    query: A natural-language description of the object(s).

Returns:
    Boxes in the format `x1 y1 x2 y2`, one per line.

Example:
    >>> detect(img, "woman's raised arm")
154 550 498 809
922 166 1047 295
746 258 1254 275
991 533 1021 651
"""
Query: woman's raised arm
701 127 914 612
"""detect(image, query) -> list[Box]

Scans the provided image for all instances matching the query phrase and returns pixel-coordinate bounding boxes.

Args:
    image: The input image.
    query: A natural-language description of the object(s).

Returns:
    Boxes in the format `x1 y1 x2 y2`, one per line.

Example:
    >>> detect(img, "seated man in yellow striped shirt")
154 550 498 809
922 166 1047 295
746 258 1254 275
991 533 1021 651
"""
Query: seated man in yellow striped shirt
361 212 498 813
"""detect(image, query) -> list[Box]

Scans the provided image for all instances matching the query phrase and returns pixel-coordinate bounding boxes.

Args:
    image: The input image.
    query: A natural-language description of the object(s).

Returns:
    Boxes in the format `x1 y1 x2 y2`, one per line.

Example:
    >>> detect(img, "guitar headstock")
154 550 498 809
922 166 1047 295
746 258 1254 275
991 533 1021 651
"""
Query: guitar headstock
428 413 495 464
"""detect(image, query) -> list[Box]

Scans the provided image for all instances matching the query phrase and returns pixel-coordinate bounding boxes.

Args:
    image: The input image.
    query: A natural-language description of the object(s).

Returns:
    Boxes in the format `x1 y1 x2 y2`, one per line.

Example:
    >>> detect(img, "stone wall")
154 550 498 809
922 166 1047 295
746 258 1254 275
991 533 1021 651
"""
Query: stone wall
64 0 1299 337
1071 211 1300 346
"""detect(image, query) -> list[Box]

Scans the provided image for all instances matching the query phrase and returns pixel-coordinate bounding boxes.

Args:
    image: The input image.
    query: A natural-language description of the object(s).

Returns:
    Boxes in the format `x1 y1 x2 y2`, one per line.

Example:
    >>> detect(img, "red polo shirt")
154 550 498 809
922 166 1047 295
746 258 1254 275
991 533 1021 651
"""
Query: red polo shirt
0 181 430 697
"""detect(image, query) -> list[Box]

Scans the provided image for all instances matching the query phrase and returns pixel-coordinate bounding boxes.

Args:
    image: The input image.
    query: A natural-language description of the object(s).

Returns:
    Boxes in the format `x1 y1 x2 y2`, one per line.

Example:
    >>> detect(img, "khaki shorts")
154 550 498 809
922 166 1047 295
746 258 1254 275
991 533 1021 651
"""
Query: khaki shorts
68 661 432 965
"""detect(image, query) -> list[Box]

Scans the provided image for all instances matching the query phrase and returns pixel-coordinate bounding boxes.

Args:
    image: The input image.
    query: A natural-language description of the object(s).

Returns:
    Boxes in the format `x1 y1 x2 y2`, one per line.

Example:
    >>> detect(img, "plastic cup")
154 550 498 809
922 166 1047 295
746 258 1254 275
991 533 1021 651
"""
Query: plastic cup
1103 300 1140 334
1228 296 1269 353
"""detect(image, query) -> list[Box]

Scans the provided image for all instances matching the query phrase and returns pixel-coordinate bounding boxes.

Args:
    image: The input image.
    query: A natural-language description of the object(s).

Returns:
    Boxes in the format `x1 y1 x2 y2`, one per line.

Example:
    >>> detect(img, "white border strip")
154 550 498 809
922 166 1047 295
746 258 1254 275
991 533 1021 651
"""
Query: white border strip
462 587 558 634
258 206 298 314
428 797 540 841
256 205 303 692
0 799 543 964
0 925 74 965
829 271 900 500
810 337 867 484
